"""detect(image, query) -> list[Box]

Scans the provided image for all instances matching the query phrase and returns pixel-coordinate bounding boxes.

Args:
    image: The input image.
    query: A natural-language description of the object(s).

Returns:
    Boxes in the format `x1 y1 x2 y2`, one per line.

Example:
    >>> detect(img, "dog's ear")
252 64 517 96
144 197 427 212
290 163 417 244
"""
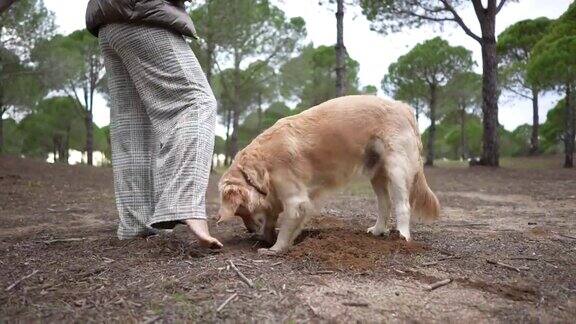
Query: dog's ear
239 164 269 196
217 184 245 224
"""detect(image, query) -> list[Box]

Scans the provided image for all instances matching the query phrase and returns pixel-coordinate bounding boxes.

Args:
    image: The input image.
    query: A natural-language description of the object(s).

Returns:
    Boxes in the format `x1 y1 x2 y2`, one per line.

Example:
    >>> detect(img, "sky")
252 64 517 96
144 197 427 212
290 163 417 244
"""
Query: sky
44 0 573 134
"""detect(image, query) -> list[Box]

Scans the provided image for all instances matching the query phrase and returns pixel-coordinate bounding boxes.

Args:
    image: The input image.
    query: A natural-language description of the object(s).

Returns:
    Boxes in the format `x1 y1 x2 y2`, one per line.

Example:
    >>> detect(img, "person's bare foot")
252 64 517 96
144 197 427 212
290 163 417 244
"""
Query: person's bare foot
185 219 223 249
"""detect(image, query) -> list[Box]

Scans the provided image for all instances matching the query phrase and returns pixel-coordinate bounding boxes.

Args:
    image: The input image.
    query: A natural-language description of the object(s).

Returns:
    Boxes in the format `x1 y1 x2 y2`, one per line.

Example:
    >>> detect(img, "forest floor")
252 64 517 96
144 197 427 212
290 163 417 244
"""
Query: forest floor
1 155 575 322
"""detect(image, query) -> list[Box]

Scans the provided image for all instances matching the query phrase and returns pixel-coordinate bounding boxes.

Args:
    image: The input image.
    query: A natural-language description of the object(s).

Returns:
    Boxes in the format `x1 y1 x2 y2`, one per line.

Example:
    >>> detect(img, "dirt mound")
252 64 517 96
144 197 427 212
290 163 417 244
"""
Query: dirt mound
286 228 427 271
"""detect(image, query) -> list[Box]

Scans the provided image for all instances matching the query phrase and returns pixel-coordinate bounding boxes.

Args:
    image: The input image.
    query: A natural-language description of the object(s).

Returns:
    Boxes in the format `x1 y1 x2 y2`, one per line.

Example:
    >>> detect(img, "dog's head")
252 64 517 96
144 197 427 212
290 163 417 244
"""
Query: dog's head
217 163 270 232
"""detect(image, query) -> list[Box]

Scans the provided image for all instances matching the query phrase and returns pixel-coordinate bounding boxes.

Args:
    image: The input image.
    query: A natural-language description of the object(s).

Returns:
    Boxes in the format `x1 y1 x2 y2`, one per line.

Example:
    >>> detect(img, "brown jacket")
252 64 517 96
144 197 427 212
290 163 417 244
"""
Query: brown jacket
86 0 198 38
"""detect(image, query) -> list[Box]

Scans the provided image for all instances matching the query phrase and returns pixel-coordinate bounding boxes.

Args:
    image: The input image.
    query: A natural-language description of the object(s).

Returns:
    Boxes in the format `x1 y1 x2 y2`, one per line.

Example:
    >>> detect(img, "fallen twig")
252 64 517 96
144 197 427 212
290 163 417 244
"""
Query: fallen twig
307 300 319 316
312 270 334 275
233 262 253 269
142 315 162 324
559 233 576 240
228 260 254 288
509 256 539 261
216 293 238 312
486 259 529 272
443 223 489 228
47 207 87 213
342 302 369 307
270 261 283 267
424 278 452 291
42 238 85 244
6 270 39 291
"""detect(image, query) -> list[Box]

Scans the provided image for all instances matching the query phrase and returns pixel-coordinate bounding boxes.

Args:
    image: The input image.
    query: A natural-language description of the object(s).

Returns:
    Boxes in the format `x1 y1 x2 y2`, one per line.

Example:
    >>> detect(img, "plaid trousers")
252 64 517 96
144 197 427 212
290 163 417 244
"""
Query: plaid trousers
99 24 217 239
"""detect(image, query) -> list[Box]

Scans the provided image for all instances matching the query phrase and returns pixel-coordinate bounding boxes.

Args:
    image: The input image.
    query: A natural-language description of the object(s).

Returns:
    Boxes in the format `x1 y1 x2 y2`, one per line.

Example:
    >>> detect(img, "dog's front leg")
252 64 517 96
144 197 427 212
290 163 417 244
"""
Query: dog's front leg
260 212 278 245
259 197 312 254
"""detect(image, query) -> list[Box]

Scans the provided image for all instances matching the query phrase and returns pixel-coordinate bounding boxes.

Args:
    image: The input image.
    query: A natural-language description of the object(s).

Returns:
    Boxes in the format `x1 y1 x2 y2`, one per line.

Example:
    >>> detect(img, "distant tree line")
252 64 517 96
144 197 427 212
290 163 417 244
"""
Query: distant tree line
0 0 574 168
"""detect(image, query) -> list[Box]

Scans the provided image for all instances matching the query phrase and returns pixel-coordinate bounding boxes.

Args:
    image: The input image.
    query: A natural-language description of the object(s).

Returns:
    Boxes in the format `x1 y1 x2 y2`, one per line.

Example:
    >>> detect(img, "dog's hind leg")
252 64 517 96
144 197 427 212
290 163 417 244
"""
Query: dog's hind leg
367 171 391 236
384 154 413 241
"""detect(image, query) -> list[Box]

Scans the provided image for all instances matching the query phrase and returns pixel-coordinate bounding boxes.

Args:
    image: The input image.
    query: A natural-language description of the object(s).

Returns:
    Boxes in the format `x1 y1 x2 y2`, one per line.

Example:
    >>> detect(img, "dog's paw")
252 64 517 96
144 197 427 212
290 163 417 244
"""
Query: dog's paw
257 248 279 256
388 229 408 241
367 226 388 237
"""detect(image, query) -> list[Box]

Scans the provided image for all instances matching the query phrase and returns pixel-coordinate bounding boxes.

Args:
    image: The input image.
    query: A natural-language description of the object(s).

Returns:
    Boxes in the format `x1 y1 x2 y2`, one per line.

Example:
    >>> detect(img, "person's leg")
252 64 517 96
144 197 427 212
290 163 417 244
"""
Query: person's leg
99 28 157 239
102 24 221 247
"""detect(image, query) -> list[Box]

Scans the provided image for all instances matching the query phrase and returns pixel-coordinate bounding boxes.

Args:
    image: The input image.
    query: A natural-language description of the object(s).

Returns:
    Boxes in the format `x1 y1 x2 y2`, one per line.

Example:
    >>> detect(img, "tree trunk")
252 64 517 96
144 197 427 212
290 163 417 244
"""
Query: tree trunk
64 127 71 164
230 109 240 160
0 0 17 13
225 108 232 165
206 43 215 86
85 112 94 166
478 8 500 167
425 85 437 166
565 84 574 168
257 92 263 132
460 106 468 160
229 52 241 159
479 39 499 166
0 108 4 154
529 87 539 155
335 0 346 97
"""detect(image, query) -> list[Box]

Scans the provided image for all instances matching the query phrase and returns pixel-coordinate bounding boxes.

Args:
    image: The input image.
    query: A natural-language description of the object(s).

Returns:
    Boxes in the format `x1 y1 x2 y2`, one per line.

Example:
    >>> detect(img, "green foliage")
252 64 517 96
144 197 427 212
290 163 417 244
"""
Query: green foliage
0 47 45 112
442 71 482 114
540 99 566 154
236 101 292 150
498 17 552 95
359 0 467 34
214 135 226 155
2 118 23 154
528 4 576 88
528 3 576 166
423 115 531 160
361 85 378 95
18 97 85 162
280 44 360 108
0 0 55 53
422 114 483 160
33 29 105 101
383 37 475 118
498 17 552 62
192 0 306 158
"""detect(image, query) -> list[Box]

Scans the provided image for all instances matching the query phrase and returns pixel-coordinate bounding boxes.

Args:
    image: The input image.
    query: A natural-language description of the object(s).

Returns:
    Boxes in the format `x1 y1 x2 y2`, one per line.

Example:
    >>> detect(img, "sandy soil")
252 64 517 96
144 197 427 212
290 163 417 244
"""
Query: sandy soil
1 156 575 322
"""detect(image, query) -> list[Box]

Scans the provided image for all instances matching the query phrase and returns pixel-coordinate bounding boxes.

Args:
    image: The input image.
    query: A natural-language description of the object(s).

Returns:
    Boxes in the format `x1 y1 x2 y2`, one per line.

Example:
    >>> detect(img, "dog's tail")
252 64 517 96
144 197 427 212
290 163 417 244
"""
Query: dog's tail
410 169 440 221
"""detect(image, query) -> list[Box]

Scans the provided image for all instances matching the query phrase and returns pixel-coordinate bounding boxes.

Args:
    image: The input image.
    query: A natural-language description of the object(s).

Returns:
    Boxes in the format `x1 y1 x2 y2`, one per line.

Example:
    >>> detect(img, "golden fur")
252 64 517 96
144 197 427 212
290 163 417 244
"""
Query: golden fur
218 95 440 253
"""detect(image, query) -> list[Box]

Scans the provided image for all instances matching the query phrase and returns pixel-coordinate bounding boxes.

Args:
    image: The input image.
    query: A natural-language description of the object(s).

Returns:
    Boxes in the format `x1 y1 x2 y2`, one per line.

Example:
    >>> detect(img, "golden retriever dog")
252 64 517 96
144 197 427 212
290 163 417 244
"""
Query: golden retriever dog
217 95 440 254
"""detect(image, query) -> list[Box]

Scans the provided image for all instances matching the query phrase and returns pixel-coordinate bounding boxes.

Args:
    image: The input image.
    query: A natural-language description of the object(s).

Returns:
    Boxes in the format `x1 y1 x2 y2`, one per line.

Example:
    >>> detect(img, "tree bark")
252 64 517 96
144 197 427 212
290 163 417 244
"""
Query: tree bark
0 0 17 14
230 109 240 160
257 92 263 132
565 84 574 168
468 0 500 166
529 87 539 155
229 51 242 159
479 27 500 166
225 108 232 165
425 84 437 166
335 0 346 97
206 42 215 86
0 108 4 154
460 106 468 160
85 112 93 166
